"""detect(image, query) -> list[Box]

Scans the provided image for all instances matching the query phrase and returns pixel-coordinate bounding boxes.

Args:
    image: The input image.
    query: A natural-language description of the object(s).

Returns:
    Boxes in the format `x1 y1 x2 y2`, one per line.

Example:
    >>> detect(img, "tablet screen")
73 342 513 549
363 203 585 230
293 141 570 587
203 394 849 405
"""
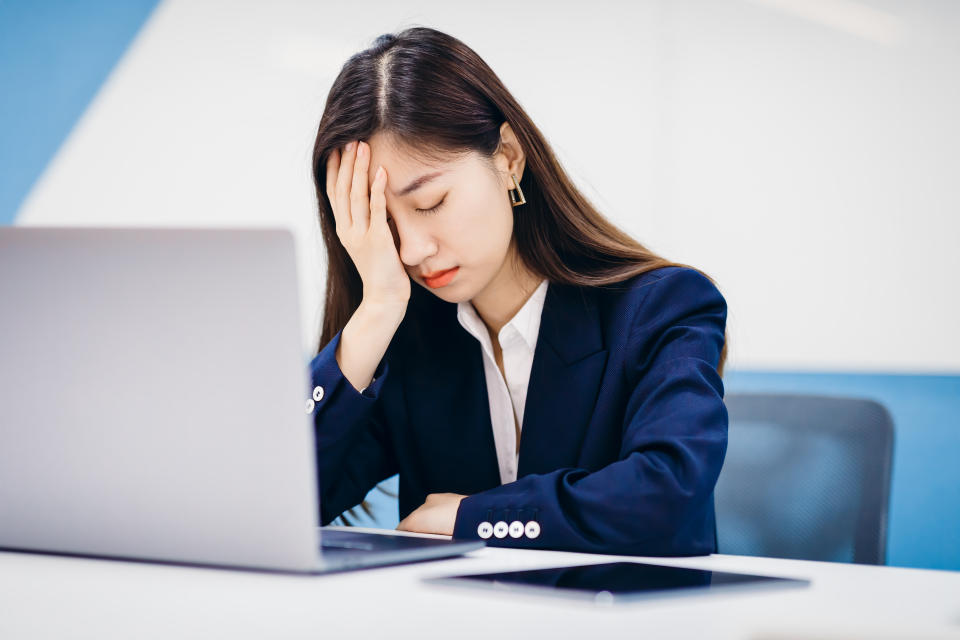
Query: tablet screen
425 561 809 603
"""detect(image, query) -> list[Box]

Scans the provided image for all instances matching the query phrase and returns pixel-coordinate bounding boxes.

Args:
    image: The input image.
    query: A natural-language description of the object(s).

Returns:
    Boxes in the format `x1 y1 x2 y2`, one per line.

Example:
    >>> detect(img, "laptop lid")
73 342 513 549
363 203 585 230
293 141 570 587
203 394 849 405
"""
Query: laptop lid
0 227 321 571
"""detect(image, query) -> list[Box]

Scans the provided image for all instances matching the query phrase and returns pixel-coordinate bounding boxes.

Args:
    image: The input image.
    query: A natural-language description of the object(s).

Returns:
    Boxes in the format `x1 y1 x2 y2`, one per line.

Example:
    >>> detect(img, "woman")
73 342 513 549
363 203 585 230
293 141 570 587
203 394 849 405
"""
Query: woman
308 27 728 556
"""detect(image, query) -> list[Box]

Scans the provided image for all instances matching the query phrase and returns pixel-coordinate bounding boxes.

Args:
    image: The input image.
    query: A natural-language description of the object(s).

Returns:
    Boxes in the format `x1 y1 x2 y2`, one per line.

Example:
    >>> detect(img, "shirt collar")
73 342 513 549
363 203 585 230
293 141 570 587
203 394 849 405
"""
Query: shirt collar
456 278 549 352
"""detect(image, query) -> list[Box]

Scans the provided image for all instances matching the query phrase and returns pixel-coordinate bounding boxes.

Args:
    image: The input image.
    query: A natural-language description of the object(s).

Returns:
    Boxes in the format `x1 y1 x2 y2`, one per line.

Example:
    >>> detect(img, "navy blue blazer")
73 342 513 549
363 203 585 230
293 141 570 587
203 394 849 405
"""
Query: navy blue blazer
308 265 728 556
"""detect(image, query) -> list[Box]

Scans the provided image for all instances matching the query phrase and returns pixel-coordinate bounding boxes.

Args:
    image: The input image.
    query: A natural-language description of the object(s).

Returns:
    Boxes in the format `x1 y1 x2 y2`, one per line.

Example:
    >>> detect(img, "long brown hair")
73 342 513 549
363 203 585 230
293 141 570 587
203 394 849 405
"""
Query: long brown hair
311 27 728 523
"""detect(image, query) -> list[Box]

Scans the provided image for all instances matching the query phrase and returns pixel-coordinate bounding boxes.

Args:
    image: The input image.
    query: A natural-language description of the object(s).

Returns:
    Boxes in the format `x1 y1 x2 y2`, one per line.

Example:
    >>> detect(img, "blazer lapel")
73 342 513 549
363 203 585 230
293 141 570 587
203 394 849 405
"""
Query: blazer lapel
403 290 502 493
517 282 609 477
405 281 609 486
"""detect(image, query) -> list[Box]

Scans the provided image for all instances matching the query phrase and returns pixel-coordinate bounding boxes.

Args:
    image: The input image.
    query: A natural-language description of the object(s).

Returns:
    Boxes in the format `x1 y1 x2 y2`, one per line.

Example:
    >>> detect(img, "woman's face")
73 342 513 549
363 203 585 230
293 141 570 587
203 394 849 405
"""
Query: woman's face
364 130 523 304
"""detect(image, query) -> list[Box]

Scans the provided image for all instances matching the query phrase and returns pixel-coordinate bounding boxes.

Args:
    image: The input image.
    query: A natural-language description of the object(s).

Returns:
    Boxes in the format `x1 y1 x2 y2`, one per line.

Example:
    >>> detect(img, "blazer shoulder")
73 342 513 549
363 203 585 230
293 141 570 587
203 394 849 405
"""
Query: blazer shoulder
599 265 724 307
592 266 727 348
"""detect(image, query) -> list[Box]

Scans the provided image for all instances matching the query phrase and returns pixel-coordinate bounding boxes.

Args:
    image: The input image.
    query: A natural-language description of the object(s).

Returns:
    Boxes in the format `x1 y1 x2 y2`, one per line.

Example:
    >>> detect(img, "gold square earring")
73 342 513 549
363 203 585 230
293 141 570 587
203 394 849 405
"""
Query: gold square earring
509 173 526 207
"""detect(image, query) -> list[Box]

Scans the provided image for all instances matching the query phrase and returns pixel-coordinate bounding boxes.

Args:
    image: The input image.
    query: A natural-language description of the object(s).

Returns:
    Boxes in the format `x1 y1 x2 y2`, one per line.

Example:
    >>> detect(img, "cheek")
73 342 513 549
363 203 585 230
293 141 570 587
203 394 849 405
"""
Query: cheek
458 180 513 243
448 204 511 259
476 204 514 253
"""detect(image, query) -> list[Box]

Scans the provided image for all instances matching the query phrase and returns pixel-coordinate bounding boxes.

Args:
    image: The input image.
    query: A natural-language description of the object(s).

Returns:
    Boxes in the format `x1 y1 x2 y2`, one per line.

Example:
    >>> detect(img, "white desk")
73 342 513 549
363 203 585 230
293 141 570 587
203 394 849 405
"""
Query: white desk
2 526 959 639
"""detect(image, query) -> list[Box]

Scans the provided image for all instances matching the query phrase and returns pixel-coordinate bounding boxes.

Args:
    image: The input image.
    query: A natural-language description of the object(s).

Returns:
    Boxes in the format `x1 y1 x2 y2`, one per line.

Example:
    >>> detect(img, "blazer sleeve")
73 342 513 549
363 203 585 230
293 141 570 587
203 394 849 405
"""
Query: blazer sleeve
451 267 728 556
309 328 399 526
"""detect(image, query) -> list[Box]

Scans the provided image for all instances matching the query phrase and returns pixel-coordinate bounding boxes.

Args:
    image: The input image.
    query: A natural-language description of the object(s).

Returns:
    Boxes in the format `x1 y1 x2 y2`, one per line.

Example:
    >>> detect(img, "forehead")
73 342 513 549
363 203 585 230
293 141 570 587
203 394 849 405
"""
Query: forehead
366 132 479 191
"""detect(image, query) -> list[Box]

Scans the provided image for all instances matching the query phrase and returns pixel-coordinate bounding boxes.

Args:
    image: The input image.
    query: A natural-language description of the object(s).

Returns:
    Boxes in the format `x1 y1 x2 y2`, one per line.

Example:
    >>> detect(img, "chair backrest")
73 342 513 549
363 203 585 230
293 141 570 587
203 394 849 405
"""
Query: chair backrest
715 393 894 564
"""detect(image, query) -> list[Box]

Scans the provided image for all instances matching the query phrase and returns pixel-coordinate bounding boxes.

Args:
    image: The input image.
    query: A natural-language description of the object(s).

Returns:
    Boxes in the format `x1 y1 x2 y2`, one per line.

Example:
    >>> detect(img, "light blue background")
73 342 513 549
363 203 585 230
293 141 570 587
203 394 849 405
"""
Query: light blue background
723 371 960 571
0 0 160 224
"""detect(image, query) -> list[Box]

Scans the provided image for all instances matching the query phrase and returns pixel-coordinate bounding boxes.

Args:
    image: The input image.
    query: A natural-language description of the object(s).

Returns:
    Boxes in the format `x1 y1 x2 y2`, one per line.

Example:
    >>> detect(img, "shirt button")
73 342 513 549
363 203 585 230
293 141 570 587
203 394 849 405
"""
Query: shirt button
508 520 524 538
305 399 315 414
493 521 509 538
525 521 541 539
476 522 493 539
312 386 325 402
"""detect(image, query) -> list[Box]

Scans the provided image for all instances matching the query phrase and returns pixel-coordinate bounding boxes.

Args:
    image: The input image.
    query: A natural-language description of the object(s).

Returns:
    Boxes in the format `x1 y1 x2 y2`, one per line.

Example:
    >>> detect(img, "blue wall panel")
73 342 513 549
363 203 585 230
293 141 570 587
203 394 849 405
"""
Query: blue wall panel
0 0 160 224
724 371 960 571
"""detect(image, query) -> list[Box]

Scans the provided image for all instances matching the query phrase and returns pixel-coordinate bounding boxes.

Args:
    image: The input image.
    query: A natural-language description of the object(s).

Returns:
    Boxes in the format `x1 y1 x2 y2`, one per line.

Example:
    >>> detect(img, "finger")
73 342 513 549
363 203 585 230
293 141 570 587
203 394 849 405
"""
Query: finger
350 140 371 230
335 141 357 228
324 147 339 201
369 164 389 231
325 148 345 233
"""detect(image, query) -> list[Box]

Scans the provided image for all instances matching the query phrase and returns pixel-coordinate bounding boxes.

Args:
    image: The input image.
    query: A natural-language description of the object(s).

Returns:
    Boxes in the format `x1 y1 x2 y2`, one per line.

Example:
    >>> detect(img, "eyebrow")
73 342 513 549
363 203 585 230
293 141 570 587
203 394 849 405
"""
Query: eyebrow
395 171 445 197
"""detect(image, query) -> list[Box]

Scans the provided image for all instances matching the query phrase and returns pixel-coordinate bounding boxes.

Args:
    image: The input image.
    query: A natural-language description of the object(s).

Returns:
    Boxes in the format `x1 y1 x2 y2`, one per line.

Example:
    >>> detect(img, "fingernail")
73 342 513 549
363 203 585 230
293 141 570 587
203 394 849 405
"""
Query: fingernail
376 165 384 179
346 141 355 152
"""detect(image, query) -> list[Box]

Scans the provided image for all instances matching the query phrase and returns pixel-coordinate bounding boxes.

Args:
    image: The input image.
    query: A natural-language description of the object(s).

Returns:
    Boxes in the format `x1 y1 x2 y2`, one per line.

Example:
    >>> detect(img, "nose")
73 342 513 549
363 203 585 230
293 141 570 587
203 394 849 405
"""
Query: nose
390 215 438 269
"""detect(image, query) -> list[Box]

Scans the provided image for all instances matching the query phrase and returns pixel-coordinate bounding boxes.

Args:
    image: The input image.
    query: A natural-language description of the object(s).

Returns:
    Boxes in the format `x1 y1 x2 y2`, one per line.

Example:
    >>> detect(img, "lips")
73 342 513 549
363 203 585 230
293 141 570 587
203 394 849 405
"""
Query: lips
422 266 459 289
421 267 457 279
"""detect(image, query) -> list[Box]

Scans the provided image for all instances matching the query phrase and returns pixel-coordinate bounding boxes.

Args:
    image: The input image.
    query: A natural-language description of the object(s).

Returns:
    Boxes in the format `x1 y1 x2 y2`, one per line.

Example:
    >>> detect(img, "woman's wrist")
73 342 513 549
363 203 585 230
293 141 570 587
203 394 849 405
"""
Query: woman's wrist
357 297 408 327
336 299 406 392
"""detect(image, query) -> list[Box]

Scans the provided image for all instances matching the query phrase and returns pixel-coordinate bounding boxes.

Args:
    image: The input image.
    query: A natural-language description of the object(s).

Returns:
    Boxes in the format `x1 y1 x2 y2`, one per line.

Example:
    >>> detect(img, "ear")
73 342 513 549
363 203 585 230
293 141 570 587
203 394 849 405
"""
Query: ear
492 121 526 188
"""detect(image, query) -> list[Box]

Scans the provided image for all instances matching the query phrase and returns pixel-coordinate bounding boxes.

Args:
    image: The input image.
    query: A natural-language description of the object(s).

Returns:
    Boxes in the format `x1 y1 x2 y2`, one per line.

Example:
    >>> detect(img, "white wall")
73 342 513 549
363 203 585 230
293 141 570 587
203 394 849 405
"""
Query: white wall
17 0 960 372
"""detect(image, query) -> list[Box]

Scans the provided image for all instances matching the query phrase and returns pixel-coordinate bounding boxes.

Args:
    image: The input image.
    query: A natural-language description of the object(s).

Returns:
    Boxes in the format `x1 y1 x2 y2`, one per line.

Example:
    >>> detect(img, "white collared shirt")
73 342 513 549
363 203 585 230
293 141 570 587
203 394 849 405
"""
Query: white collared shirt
456 279 549 485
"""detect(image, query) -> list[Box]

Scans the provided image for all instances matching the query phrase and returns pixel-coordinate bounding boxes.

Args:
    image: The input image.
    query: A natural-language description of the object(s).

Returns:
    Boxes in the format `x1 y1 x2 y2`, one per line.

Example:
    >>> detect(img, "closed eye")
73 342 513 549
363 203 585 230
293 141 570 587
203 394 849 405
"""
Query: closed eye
415 196 445 215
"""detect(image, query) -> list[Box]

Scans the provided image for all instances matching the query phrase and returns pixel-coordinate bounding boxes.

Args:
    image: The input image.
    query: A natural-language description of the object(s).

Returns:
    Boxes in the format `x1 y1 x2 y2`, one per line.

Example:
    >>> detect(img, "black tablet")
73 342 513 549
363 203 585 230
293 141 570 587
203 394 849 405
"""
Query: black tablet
424 561 810 604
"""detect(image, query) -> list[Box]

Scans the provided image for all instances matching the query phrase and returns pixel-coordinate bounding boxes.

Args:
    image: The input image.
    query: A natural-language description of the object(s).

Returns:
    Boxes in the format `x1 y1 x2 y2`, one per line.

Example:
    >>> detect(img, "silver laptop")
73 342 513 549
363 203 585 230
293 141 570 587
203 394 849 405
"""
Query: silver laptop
0 226 483 573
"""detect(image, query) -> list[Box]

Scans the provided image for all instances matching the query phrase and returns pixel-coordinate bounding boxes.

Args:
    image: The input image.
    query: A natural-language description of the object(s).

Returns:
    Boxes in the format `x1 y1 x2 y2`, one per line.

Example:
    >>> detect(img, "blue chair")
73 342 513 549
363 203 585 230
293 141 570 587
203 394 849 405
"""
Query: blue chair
715 393 894 564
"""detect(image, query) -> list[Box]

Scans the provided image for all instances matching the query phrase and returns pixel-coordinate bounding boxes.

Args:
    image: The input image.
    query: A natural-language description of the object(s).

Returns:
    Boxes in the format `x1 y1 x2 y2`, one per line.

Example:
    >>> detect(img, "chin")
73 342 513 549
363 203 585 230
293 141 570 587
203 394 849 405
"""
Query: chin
425 287 465 304
418 278 474 304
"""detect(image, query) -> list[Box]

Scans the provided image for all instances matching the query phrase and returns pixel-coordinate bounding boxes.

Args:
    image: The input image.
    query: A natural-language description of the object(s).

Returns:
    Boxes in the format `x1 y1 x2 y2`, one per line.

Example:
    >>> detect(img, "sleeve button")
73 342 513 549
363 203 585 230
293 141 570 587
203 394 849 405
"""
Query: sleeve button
493 521 509 538
524 521 541 539
476 522 493 539
508 521 524 538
